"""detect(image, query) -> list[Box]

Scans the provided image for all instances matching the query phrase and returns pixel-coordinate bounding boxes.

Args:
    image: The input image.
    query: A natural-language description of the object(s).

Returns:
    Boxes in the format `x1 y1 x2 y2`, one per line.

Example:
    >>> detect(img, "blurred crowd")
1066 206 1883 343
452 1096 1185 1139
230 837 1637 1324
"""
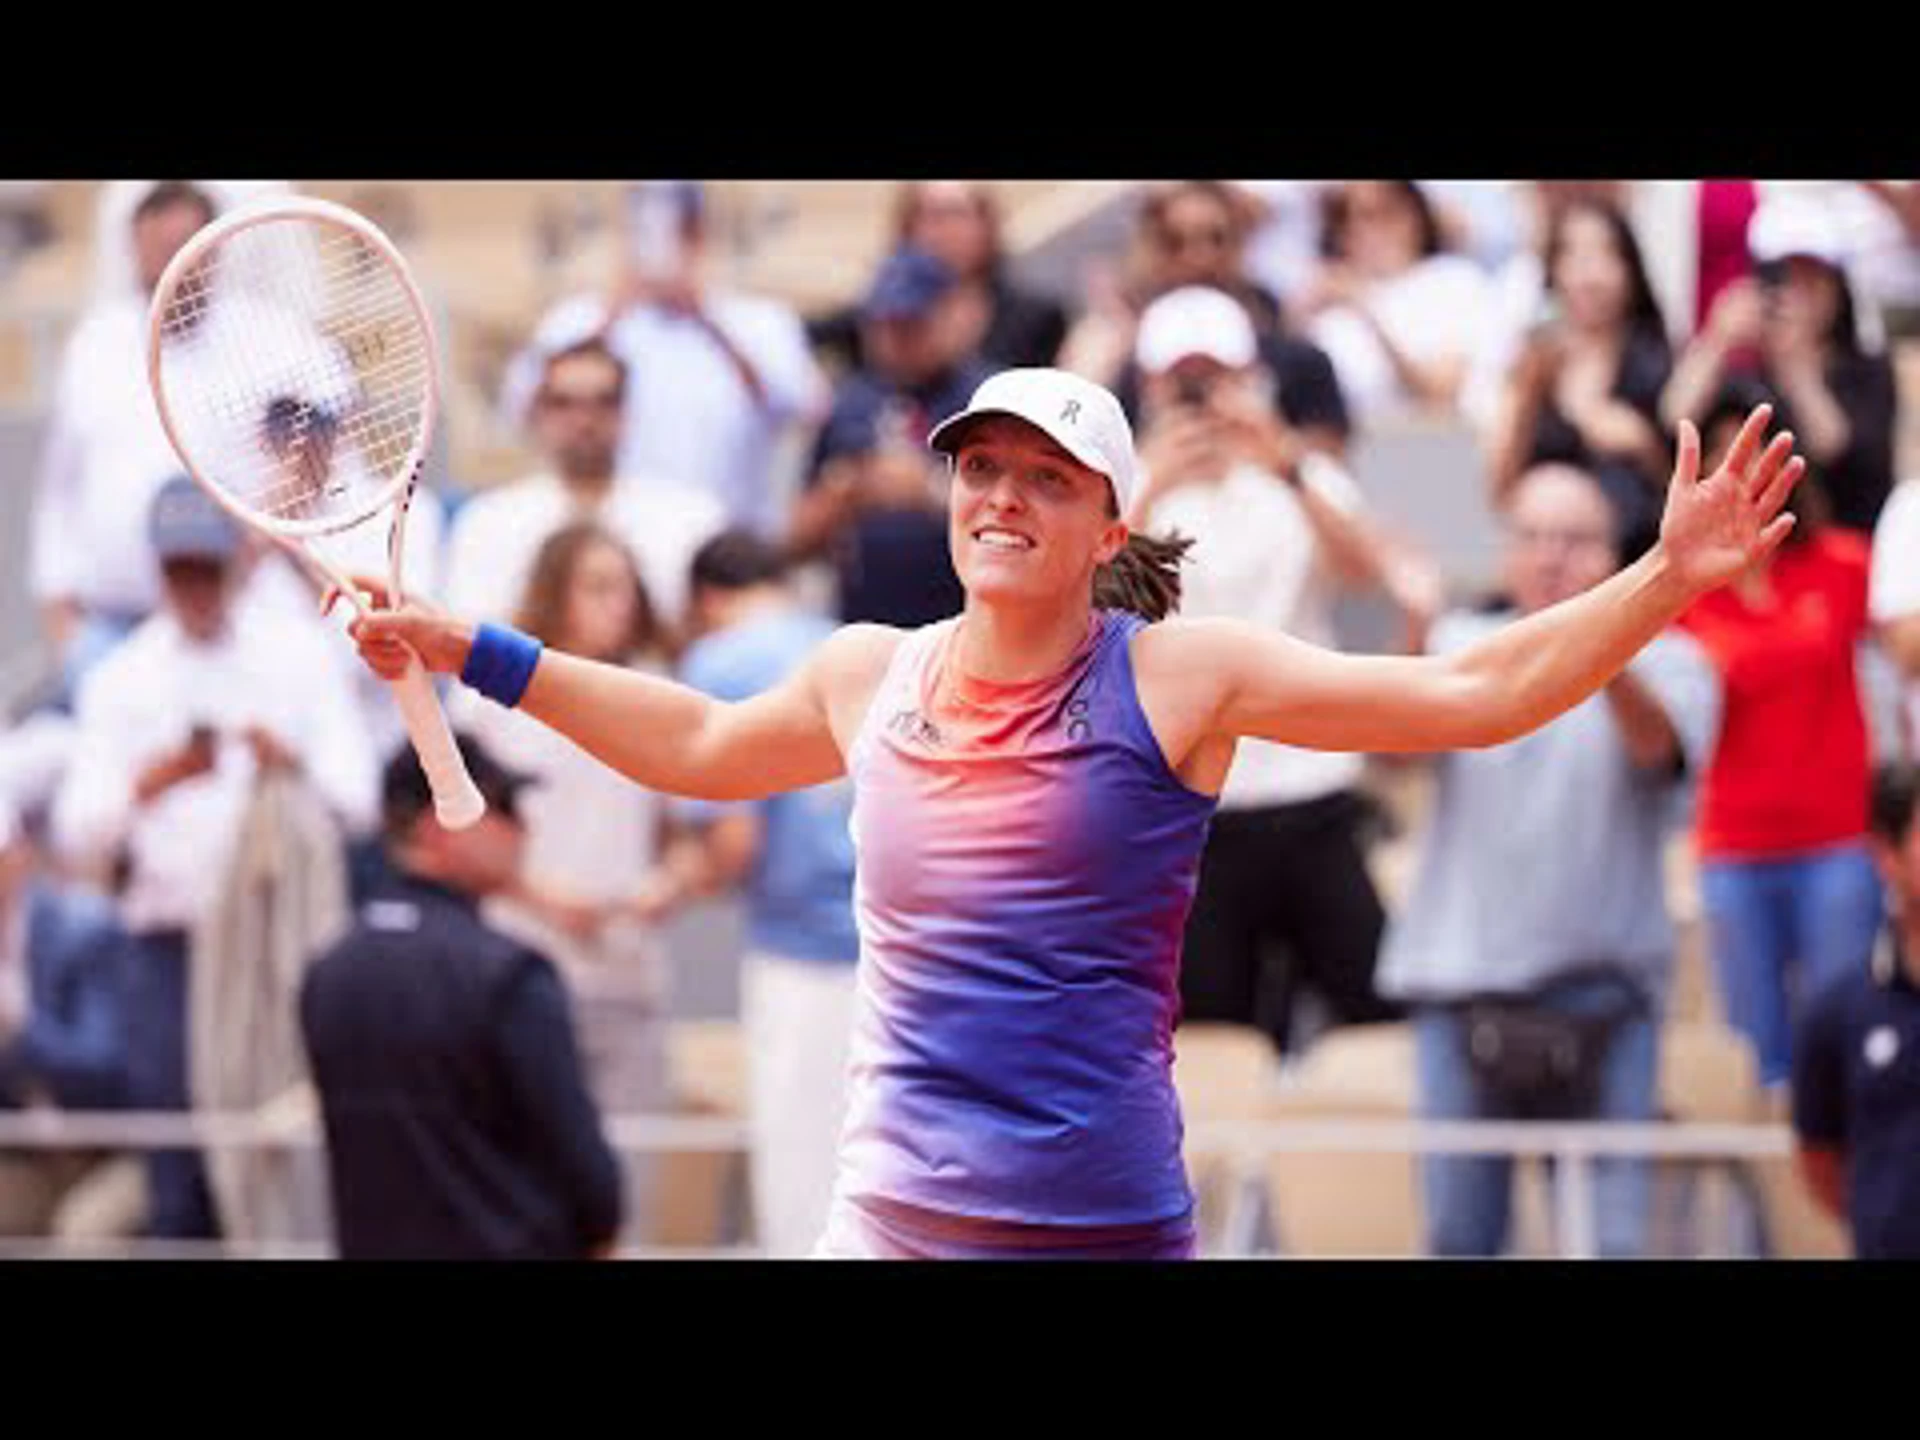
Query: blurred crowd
1 176 1918 1258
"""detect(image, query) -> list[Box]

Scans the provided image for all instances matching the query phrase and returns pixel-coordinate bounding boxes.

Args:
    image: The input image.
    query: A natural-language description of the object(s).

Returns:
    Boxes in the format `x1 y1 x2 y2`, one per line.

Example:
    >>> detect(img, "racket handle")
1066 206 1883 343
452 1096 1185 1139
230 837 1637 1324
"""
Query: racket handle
389 660 487 830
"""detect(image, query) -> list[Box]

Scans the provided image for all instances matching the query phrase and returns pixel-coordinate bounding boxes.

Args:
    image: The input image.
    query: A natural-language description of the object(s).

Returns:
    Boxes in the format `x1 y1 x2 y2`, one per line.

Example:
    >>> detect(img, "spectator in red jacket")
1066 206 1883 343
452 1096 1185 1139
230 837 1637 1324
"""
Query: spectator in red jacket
1679 382 1883 1091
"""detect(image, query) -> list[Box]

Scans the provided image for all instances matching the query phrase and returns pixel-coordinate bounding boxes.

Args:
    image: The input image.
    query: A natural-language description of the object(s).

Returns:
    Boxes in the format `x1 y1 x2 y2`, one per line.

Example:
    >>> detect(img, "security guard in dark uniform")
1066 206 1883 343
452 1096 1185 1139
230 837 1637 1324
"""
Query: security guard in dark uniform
298 734 623 1260
1792 763 1920 1260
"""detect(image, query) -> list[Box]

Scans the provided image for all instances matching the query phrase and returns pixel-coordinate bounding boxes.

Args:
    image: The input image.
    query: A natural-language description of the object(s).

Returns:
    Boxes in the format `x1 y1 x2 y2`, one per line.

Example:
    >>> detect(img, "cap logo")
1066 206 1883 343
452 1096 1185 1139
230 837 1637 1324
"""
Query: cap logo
1060 400 1081 426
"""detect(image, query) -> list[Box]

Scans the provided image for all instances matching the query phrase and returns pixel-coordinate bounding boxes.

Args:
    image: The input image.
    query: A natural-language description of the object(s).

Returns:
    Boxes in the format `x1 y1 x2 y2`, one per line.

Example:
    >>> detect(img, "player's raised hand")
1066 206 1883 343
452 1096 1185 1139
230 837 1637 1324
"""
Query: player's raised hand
1656 403 1805 597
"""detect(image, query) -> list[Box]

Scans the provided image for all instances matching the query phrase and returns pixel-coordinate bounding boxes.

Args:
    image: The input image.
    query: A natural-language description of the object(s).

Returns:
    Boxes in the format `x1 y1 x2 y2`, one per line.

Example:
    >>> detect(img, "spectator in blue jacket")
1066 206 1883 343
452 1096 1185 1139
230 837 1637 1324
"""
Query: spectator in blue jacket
0 793 132 1235
789 245 993 628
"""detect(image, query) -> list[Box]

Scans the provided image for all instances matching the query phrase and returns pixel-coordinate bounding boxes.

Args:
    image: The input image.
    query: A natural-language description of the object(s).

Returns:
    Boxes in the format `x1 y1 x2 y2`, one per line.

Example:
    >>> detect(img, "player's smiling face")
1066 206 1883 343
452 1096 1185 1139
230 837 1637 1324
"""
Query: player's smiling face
947 416 1127 607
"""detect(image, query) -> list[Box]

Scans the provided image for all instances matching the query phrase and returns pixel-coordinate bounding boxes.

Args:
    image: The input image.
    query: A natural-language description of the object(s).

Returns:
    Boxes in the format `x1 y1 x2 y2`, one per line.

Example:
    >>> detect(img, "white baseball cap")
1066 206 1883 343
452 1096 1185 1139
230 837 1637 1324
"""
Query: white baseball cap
1748 200 1850 270
1134 285 1259 373
928 368 1139 518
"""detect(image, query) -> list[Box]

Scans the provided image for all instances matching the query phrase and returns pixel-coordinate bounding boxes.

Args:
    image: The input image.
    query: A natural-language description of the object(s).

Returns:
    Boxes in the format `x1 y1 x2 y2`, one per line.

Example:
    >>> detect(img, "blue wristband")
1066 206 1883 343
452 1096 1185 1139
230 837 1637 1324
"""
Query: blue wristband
461 623 544 709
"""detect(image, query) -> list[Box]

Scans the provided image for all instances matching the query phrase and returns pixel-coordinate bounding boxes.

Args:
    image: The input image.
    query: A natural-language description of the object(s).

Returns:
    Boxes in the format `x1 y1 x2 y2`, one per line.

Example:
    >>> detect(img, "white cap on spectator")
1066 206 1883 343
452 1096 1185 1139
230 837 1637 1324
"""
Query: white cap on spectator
928 368 1139 519
1748 201 1850 270
1134 285 1259 374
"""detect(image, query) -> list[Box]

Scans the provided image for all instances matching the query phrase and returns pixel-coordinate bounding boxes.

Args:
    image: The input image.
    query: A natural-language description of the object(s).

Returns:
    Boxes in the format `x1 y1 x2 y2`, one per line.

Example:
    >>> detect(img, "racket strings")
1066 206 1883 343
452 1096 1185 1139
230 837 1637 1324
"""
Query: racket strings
154 219 431 529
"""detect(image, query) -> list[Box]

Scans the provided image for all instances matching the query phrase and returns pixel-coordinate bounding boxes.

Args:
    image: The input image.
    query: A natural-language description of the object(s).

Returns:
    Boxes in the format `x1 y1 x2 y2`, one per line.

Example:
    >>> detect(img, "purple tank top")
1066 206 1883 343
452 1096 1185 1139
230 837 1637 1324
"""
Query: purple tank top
839 608 1218 1226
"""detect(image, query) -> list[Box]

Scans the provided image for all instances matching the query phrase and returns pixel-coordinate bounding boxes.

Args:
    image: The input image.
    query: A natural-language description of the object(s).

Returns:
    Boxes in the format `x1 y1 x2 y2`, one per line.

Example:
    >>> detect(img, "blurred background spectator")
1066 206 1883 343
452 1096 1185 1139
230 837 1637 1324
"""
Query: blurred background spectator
1292 180 1494 429
450 520 677 1244
1126 285 1433 1056
1663 201 1899 536
809 181 1068 375
789 245 988 628
1060 181 1351 455
498 181 828 540
1677 406 1883 1095
447 337 724 636
29 182 221 706
49 479 377 1240
1692 181 1762 335
1872 475 1920 761
1377 461 1720 1257
1482 195 1675 559
641 530 860 1259
1468 184 1650 440
1791 763 1920 1259
0 790 134 1237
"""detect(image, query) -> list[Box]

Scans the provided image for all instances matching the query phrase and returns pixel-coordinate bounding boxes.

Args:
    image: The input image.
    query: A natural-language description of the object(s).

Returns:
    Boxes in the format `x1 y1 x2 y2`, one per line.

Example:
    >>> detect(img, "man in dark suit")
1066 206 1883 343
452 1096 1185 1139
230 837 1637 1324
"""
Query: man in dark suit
298 735 623 1260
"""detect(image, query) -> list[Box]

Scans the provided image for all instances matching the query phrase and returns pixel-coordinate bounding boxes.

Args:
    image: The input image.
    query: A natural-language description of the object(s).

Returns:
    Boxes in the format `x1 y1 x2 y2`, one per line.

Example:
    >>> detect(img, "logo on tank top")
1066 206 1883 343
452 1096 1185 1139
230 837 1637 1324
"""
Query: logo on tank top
1066 696 1093 743
886 707 944 750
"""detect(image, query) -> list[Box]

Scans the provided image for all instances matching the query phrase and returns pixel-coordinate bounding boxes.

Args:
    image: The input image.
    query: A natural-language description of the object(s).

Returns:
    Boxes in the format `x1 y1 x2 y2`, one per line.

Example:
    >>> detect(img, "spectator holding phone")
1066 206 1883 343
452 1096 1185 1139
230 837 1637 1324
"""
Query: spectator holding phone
1663 202 1899 536
49 478 378 1240
1483 196 1675 560
1293 181 1494 428
789 246 991 627
1127 286 1439 1056
1062 182 1351 453
810 182 1069 374
499 181 829 539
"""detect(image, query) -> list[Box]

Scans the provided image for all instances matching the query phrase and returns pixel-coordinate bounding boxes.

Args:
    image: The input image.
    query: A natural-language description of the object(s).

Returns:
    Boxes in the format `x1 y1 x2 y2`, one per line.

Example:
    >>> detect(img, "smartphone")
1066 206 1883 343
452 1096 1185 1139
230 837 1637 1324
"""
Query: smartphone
1174 372 1214 409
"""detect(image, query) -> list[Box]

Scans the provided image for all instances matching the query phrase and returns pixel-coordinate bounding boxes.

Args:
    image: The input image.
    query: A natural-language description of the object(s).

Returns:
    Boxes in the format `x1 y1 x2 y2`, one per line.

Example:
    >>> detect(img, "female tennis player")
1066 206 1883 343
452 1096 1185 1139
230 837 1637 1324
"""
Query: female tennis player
343 368 1803 1260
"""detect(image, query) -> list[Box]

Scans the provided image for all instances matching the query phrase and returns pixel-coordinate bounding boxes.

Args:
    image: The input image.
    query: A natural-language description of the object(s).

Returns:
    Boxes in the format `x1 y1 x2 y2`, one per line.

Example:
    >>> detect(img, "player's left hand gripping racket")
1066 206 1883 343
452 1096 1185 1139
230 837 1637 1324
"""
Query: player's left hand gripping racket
147 194 486 829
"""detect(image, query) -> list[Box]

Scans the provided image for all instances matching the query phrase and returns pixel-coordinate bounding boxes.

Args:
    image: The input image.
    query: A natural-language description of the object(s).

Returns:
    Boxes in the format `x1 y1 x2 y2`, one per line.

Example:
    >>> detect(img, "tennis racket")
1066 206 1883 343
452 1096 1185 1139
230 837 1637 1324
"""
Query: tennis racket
146 194 486 829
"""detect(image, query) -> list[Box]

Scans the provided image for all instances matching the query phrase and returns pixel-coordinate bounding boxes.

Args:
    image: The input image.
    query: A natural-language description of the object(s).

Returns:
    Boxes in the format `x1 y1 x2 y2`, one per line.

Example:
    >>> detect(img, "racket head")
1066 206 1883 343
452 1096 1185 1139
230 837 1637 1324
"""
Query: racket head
146 195 439 543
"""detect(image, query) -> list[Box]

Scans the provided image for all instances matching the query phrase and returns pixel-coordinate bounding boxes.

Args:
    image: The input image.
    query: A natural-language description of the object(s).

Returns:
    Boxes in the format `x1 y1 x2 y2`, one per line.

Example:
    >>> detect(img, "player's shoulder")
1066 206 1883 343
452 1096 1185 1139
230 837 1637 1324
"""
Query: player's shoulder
1130 613 1261 664
812 622 910 686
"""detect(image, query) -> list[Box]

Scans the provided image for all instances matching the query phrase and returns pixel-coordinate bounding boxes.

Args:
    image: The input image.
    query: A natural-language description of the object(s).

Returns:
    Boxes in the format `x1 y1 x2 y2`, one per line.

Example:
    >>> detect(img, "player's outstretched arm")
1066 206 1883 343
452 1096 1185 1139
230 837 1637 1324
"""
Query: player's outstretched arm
343 583 894 801
1160 403 1803 755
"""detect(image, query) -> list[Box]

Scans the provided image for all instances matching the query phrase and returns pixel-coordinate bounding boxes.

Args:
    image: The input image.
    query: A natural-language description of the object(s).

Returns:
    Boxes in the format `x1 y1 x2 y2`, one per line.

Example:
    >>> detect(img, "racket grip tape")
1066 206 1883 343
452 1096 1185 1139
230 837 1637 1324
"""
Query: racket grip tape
390 659 488 829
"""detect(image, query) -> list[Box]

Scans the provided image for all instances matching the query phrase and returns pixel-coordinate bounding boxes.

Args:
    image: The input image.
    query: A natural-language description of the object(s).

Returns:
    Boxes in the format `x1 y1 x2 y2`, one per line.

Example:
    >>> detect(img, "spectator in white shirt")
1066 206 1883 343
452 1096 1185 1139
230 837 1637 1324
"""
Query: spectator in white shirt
1292 181 1495 429
30 182 221 703
51 478 378 1240
497 181 829 539
450 519 677 1243
1126 285 1441 1056
447 337 725 638
1873 477 1920 761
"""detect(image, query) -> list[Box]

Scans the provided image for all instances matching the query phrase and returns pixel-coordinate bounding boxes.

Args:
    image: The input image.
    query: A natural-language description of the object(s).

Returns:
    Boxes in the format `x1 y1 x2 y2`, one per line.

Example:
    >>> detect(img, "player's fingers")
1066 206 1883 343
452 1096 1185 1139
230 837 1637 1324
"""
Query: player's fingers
1757 454 1806 518
1673 419 1700 489
1721 402 1773 481
1745 430 1796 500
1753 512 1797 565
